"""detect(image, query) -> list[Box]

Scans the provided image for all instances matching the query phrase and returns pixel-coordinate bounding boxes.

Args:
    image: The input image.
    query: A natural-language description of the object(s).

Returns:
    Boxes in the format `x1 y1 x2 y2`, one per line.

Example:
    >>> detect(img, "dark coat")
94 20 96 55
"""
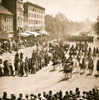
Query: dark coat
96 60 99 71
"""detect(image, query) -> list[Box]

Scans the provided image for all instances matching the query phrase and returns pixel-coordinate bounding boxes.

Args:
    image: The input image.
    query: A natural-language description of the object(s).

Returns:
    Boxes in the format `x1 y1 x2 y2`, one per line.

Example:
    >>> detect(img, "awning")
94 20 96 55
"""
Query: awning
0 38 9 42
8 34 13 38
40 31 49 35
26 31 40 37
20 32 31 37
0 32 9 39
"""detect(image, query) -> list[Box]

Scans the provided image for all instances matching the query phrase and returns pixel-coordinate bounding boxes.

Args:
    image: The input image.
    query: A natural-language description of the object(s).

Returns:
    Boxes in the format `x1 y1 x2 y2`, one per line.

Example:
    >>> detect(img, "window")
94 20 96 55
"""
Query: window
29 13 30 17
4 17 6 22
39 20 40 24
35 14 36 18
30 20 31 24
4 26 6 30
7 26 8 30
7 18 8 22
34 20 36 24
29 7 31 10
2 26 4 30
33 8 34 11
33 14 34 18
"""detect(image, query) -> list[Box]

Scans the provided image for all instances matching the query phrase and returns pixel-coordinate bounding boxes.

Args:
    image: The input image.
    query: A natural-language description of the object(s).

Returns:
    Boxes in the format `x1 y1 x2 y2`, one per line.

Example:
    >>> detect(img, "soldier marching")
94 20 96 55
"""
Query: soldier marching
0 40 99 78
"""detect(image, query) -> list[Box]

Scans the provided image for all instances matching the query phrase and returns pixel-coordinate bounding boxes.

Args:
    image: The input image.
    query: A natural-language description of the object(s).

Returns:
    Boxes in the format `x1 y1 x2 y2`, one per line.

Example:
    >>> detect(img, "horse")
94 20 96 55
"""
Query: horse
64 62 73 79
79 58 87 74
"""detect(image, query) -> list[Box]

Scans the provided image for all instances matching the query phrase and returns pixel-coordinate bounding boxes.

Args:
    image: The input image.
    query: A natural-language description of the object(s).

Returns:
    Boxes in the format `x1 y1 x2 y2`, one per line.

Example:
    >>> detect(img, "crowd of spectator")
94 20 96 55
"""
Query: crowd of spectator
0 36 49 55
0 40 19 54
0 88 99 100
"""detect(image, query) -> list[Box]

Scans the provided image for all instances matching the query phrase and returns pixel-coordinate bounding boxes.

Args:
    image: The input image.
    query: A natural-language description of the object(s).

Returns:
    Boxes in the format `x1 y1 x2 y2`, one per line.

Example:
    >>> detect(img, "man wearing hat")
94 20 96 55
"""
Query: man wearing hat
17 93 23 100
10 94 16 100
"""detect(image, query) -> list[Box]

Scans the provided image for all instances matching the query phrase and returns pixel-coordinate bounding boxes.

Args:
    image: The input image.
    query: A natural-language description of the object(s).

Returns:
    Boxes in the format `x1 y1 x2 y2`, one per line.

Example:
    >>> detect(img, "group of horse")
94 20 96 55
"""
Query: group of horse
49 41 96 79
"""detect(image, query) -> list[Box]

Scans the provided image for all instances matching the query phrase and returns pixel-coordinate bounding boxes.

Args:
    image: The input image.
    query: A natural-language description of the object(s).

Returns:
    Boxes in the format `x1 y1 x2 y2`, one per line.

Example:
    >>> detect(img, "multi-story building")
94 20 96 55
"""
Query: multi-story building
0 0 2 3
2 0 24 37
24 1 45 32
0 3 13 38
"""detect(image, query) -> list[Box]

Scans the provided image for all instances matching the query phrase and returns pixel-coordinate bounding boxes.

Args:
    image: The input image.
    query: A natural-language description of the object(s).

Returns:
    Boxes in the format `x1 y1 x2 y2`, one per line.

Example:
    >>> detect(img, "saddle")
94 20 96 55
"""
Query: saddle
64 63 73 72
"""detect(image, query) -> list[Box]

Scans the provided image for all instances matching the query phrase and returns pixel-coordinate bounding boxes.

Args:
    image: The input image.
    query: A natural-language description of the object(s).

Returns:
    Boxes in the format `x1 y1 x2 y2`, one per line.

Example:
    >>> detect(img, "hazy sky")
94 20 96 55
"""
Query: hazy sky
23 0 99 22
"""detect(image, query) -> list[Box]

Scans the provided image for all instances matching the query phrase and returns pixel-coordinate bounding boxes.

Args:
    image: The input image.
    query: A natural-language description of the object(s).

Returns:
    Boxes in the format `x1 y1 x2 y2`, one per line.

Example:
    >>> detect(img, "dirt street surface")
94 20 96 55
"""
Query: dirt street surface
0 43 99 98
0 63 99 97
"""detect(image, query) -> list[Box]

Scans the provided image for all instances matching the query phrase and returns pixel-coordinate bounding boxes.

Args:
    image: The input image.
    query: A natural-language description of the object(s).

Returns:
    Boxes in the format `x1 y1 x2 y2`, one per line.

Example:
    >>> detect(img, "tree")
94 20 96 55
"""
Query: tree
94 16 99 35
45 15 53 33
45 12 84 39
94 22 99 35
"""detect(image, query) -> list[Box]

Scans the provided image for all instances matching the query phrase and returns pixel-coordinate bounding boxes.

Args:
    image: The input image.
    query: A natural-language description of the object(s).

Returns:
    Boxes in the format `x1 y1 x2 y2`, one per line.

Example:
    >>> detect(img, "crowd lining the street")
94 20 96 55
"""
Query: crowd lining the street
0 40 99 78
0 88 99 100
0 36 48 54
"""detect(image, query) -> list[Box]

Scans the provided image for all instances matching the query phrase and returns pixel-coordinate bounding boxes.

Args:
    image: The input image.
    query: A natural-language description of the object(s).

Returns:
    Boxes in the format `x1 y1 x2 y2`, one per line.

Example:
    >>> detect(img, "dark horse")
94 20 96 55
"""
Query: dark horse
64 62 73 79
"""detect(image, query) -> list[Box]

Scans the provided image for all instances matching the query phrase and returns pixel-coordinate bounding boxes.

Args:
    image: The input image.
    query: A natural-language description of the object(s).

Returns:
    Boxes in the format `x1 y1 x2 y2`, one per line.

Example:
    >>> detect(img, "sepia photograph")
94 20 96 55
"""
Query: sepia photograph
0 0 99 99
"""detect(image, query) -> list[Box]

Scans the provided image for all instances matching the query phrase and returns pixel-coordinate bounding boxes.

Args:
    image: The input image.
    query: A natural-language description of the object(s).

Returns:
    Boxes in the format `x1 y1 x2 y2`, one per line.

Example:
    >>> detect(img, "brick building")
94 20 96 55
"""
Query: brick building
24 1 45 32
0 3 13 39
2 0 24 38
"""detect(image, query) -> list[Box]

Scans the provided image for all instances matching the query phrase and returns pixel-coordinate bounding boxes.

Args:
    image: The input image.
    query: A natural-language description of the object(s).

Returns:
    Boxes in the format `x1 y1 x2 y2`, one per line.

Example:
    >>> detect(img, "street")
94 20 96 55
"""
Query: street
0 41 99 98
0 62 99 97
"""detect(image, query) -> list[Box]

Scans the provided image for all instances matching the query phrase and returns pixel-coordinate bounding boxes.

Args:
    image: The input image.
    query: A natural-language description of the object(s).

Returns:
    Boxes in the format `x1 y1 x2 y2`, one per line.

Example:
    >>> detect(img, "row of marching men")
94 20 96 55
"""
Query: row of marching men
68 43 99 75
48 41 99 76
0 44 51 77
14 49 51 77
0 41 70 77
69 44 99 59
0 40 99 77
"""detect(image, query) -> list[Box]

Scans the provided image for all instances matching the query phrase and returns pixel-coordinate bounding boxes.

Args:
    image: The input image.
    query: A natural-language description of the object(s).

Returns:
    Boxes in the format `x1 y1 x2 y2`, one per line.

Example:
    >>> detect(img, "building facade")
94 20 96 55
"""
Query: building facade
0 3 13 38
2 0 24 37
24 1 45 32
0 0 2 3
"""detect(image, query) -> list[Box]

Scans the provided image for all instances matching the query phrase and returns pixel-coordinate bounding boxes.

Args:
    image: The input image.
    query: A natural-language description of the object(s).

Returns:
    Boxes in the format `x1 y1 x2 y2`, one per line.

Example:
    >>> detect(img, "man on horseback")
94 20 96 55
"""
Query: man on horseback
80 57 87 74
64 56 73 79
88 57 94 75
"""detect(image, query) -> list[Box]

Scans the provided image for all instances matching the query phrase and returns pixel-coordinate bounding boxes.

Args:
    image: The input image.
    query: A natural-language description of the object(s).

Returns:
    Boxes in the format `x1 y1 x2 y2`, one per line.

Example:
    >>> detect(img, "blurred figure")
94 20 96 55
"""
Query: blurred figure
10 94 16 100
96 59 99 75
17 93 23 100
0 59 4 77
2 92 8 100
88 58 94 75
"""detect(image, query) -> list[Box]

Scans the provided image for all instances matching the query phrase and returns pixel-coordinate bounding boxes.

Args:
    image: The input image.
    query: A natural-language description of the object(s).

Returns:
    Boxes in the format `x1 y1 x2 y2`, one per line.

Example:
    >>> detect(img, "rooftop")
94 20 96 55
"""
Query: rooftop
24 1 45 10
0 4 13 15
